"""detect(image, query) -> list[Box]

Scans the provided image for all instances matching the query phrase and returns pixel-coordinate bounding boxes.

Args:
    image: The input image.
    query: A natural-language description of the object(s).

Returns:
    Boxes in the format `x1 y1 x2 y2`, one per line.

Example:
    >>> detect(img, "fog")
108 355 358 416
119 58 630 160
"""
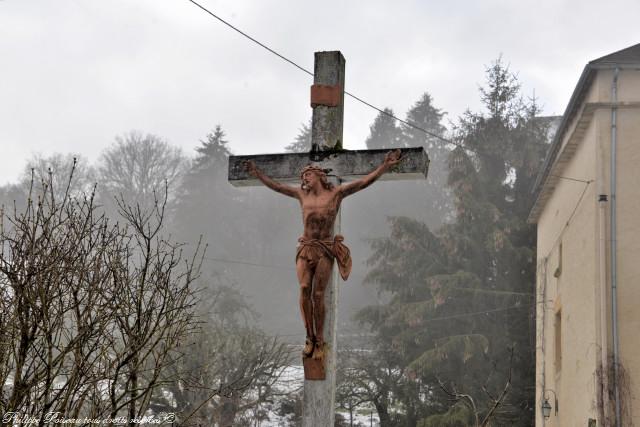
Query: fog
0 53 560 425
0 103 450 342
1 1 636 422
2 0 638 184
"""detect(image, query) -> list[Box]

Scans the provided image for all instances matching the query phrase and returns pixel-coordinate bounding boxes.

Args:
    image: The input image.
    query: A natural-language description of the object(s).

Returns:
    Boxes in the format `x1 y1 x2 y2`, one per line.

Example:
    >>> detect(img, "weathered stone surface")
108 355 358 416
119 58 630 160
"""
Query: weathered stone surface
312 51 345 151
300 50 345 427
228 147 429 187
227 51 430 427
301 211 341 427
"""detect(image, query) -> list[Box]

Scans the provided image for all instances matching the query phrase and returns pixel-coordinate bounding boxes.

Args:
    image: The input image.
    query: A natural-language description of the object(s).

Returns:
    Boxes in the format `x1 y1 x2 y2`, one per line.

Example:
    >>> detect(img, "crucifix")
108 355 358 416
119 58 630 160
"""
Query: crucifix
228 51 429 426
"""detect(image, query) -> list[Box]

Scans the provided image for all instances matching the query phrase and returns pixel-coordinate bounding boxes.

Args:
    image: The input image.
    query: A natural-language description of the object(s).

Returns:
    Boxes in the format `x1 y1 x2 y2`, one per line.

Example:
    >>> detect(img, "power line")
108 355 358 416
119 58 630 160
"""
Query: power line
423 304 530 323
185 0 458 149
449 287 534 297
204 256 534 298
550 175 593 184
343 91 451 145
203 255 368 281
542 180 592 260
204 255 294 271
186 0 314 78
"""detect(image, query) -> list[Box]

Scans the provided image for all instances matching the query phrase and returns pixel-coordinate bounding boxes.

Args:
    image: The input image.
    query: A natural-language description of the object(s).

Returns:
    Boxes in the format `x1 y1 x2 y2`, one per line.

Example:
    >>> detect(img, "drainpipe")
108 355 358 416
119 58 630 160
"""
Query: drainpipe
610 66 621 427
540 258 548 426
598 69 612 423
598 189 608 425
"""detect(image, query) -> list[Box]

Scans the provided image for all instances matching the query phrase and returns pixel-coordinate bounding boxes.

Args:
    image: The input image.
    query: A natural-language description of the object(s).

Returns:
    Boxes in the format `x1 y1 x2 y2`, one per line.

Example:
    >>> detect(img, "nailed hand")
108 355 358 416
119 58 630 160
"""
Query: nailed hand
384 149 402 168
243 160 258 177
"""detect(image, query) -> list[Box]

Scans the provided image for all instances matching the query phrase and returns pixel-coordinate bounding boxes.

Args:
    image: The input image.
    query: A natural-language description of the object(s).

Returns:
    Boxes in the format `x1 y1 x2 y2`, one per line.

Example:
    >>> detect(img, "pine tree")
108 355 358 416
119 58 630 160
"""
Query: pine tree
365 108 403 149
401 93 452 219
402 93 447 151
340 93 451 426
173 125 237 249
172 125 304 337
284 120 312 153
359 59 550 426
192 125 231 171
177 124 232 218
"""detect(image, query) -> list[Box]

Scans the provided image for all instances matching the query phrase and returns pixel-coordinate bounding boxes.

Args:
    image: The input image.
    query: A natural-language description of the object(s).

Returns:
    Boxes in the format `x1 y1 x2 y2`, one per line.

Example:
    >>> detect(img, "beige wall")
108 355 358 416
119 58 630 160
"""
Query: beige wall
612 104 640 424
536 68 640 426
536 113 599 426
595 68 640 104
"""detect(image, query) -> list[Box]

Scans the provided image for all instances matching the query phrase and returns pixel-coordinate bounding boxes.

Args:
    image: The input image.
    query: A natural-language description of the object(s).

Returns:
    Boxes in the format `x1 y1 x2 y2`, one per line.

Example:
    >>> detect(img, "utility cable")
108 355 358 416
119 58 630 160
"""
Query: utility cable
186 0 314 78
343 91 452 146
250 305 530 338
423 304 530 323
541 180 592 261
549 175 593 184
204 256 534 297
203 255 368 281
449 286 534 297
204 255 294 271
186 0 459 150
185 0 543 316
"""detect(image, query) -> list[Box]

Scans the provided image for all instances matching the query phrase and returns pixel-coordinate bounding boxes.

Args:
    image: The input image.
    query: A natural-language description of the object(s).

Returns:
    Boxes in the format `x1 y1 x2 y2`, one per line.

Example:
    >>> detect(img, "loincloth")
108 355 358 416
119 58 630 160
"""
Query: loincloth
296 235 352 281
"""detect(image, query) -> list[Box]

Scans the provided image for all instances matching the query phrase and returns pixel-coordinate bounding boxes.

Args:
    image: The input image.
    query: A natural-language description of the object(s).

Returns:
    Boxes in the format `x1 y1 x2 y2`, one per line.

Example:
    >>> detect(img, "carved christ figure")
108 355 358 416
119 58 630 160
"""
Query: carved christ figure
245 150 402 360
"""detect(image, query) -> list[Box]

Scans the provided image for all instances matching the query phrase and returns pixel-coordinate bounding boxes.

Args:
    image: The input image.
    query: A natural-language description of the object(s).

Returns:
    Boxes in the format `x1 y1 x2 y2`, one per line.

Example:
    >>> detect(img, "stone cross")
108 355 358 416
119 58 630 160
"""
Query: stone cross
228 51 429 426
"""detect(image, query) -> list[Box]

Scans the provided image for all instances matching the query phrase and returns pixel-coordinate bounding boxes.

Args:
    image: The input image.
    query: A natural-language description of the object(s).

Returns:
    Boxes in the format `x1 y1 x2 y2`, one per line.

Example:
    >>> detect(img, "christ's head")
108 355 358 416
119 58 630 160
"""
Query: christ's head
300 165 333 192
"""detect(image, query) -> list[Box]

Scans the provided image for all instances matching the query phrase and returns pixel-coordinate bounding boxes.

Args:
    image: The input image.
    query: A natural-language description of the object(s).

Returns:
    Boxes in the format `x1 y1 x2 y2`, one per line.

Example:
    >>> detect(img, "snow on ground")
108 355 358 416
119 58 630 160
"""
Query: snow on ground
255 365 380 427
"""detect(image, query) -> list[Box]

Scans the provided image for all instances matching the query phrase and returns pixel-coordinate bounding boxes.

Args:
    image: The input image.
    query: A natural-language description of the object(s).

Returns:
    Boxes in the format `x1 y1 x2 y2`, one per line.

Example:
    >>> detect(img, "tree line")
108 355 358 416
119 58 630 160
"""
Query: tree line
335 58 552 426
0 57 553 426
0 129 293 425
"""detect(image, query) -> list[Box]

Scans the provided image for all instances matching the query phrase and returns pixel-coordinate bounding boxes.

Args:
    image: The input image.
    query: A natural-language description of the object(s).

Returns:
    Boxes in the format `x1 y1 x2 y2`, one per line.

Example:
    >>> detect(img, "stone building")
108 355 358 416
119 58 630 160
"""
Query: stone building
529 43 640 426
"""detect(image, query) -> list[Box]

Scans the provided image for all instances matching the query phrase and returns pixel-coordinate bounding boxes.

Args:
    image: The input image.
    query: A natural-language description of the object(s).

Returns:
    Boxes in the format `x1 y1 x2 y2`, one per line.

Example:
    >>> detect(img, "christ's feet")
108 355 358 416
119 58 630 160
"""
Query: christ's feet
312 341 325 360
302 338 314 358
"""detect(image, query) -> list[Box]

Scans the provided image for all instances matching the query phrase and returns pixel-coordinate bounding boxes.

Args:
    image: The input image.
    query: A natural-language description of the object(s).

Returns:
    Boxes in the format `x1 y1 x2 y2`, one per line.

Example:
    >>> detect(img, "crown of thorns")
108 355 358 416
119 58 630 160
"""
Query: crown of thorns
300 165 328 179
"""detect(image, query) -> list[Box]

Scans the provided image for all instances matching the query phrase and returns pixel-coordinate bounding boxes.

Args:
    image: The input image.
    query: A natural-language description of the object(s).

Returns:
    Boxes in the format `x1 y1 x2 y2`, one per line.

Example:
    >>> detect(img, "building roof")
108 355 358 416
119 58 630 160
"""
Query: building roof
528 43 640 223
591 43 640 66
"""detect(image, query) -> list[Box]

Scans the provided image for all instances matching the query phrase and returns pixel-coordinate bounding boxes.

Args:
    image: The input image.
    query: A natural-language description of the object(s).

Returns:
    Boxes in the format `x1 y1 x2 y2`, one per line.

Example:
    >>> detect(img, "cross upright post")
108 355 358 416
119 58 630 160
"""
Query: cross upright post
300 50 344 426
228 51 429 427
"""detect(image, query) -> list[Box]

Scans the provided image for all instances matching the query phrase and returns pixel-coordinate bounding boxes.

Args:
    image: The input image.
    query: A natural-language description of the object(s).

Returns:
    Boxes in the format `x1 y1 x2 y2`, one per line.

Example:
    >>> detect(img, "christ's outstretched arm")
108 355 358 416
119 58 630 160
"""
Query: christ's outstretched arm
338 149 402 198
244 160 301 199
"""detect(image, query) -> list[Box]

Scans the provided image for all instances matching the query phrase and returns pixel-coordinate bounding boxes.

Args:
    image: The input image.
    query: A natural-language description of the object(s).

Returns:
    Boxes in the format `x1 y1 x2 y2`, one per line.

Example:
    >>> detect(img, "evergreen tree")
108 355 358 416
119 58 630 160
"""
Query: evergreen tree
284 120 312 153
402 93 447 151
359 59 549 426
192 125 232 172
173 125 237 250
365 108 403 149
340 93 452 427
401 93 452 219
172 125 303 337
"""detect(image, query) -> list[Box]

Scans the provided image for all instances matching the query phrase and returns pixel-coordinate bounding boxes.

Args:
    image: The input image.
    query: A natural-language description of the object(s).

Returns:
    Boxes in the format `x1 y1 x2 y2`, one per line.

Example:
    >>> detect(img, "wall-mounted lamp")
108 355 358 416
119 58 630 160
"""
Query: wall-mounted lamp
542 389 558 418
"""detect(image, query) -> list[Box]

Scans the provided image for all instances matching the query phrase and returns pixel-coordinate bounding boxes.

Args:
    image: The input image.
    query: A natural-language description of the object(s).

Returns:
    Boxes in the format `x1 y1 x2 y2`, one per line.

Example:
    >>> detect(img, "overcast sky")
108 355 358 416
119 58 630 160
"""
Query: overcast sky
1 0 638 184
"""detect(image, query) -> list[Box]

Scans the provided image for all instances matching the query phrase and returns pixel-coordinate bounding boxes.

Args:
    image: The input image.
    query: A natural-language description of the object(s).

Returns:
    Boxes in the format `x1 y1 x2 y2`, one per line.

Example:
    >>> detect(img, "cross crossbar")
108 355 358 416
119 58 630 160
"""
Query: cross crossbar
227 50 431 426
228 146 429 187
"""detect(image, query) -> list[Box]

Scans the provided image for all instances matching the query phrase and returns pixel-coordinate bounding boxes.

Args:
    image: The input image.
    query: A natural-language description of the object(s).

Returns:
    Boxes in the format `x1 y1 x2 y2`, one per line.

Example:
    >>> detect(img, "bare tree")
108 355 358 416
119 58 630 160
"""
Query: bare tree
151 286 293 426
0 167 201 424
336 346 408 427
432 348 514 427
336 361 371 427
22 153 96 198
0 154 94 213
96 131 187 215
101 188 202 423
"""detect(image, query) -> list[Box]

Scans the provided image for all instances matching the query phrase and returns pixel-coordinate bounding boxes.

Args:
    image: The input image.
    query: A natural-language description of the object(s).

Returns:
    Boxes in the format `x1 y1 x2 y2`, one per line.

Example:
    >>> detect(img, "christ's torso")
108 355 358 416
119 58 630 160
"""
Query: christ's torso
299 188 341 240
